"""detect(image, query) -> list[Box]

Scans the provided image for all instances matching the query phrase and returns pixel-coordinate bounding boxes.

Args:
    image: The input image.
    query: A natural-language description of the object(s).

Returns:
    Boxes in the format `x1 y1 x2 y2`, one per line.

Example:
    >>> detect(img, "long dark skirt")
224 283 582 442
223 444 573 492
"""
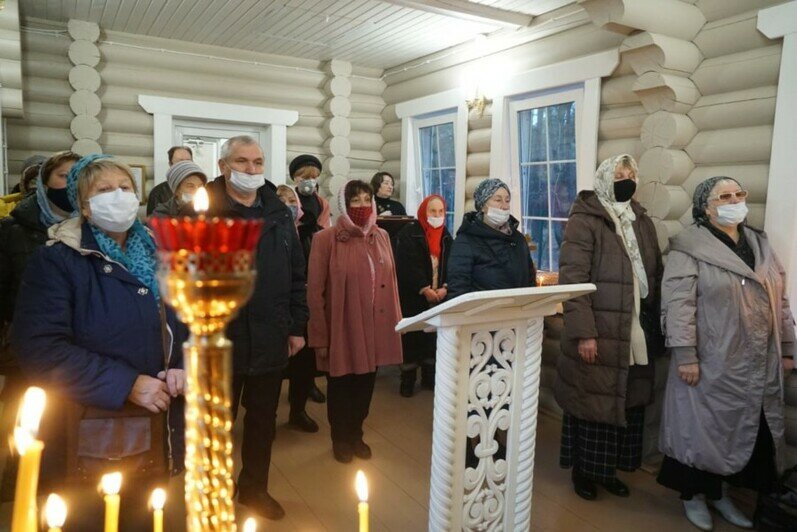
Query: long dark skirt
560 406 645 483
657 410 777 500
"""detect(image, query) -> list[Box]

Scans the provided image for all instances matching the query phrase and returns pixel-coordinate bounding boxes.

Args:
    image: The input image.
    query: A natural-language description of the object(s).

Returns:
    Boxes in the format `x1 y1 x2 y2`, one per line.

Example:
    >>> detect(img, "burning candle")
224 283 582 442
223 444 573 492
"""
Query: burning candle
355 470 369 532
11 386 46 532
150 488 166 532
193 186 209 213
101 472 122 532
44 494 67 532
243 517 257 531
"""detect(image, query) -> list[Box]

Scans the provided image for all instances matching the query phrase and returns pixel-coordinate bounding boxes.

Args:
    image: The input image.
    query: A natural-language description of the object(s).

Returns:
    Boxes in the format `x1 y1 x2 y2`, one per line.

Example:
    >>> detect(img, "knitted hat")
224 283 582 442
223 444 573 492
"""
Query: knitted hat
289 154 322 178
22 154 47 171
166 161 208 193
473 178 510 211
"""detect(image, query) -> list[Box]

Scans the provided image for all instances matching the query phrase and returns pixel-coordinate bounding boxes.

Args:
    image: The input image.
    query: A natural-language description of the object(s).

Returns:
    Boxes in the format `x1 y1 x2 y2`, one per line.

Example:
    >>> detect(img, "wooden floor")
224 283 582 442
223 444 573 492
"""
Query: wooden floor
0 368 749 531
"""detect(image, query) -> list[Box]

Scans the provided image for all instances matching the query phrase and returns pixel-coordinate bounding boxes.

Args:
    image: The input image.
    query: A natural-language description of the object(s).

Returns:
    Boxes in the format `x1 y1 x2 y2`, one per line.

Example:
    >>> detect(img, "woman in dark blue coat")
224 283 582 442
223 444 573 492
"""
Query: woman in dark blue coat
10 155 186 529
446 179 537 299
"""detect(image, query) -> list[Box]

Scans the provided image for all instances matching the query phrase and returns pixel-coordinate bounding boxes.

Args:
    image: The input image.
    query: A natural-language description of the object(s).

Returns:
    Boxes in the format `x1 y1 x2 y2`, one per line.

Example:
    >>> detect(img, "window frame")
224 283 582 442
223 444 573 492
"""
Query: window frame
396 88 468 232
413 112 458 229
509 87 582 272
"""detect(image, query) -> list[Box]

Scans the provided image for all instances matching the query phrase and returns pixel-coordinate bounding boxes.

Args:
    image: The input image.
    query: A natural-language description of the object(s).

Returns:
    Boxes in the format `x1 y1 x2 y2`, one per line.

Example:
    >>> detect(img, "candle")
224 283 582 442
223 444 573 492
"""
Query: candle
355 470 369 532
150 488 166 532
101 472 122 532
193 186 209 213
11 386 46 532
243 517 257 531
44 494 67 532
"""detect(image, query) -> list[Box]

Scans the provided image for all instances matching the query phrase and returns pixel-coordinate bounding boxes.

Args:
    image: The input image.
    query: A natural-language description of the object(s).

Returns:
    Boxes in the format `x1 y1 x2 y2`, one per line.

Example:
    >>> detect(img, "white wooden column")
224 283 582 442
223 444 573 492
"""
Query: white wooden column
759 2 797 305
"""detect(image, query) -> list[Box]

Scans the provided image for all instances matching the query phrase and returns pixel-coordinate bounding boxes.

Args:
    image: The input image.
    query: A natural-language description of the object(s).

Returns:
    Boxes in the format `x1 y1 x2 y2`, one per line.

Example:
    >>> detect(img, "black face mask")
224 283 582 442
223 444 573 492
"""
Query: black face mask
613 179 637 202
46 187 73 212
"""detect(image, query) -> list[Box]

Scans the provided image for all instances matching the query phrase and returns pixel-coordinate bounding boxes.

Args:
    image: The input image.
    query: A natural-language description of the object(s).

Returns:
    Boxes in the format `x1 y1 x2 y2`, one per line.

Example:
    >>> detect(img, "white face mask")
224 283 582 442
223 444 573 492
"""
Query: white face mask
180 192 194 204
715 202 748 226
88 189 140 233
427 216 445 229
229 169 265 193
485 207 510 226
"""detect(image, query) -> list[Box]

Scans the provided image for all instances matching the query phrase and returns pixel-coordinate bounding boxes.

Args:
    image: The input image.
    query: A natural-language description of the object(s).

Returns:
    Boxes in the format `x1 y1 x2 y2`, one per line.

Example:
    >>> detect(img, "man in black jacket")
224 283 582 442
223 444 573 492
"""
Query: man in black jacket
206 136 308 521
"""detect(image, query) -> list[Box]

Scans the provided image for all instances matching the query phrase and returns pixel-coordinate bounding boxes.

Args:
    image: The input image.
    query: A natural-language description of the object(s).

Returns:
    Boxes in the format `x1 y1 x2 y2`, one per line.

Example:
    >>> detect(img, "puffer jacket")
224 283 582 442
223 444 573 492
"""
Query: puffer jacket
10 217 187 489
446 211 536 299
553 191 664 427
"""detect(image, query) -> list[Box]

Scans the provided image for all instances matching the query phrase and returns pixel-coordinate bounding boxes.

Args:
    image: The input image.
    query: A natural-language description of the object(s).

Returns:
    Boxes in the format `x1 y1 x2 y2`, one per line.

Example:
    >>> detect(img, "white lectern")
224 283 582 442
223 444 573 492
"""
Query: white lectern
396 284 596 532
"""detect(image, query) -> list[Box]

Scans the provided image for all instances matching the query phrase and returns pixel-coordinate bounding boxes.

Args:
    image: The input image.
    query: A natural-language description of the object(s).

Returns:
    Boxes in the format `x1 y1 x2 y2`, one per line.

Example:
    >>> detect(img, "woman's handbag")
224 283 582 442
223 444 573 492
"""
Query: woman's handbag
754 466 797 531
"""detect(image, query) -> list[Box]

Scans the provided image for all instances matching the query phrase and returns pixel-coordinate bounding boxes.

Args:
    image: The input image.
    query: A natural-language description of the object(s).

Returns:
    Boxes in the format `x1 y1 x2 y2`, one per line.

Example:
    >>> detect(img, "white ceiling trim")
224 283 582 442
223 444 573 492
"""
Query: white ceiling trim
377 0 533 27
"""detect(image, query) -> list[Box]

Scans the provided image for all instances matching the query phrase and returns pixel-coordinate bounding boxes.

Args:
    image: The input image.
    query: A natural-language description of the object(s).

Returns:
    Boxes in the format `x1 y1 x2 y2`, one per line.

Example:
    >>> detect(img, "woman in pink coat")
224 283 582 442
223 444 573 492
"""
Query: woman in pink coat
307 179 403 463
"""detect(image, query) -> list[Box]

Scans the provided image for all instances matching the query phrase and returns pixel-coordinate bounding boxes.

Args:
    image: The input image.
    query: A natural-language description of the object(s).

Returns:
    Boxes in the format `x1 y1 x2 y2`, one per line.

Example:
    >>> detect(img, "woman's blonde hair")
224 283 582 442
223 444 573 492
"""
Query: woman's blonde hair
77 159 137 209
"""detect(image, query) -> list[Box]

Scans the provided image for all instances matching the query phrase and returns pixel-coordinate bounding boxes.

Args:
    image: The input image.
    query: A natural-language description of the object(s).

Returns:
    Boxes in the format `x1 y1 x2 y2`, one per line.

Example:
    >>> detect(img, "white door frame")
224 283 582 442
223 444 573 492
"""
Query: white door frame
138 95 298 186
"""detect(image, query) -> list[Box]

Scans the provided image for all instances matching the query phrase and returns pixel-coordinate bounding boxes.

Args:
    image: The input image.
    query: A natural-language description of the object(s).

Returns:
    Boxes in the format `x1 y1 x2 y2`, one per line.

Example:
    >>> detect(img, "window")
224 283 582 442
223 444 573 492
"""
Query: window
418 119 456 229
510 88 581 272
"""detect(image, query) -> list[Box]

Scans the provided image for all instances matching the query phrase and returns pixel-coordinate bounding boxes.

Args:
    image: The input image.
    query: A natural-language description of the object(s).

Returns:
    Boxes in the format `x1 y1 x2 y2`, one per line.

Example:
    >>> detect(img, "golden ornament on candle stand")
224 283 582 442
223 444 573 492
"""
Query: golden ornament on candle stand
151 488 166 532
355 470 369 532
535 270 560 287
149 187 264 532
101 472 122 532
44 494 67 532
11 386 46 532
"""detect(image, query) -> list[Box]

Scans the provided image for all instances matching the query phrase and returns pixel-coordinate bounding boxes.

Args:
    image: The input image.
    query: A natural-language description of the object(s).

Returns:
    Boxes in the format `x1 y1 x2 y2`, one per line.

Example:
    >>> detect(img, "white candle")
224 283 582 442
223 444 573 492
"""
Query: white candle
44 494 67 532
101 472 122 532
355 470 369 532
243 517 257 532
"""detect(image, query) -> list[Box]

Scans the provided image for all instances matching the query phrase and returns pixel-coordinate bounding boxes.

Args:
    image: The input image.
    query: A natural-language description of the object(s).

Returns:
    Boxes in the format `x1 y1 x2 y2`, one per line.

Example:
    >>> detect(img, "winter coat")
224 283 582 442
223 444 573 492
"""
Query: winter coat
205 176 308 375
375 196 407 216
9 217 187 487
146 181 173 216
659 224 795 475
395 221 452 357
297 192 331 268
307 215 403 376
553 191 664 427
151 196 195 217
446 211 536 300
0 195 48 326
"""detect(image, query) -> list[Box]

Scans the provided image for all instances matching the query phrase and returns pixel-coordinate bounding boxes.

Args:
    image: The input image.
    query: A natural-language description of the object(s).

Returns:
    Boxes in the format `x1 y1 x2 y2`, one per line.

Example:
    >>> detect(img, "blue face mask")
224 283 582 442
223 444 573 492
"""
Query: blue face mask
288 204 299 220
715 202 748 227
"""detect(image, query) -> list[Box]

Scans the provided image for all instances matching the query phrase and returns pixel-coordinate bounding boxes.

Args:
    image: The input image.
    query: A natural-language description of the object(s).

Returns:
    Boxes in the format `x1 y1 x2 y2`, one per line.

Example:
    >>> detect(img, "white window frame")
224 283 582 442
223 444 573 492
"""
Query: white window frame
396 88 468 231
413 112 458 226
490 49 619 221
509 87 582 272
138 95 298 186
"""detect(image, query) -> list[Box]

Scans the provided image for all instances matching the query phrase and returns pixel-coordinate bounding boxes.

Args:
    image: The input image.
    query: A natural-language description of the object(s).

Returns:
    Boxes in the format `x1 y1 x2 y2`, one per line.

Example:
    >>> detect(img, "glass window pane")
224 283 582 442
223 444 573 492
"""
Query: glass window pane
420 127 434 170
440 168 456 211
548 102 576 161
422 169 434 197
521 164 548 218
550 162 577 218
525 219 550 272
446 212 454 231
518 108 547 163
551 220 567 272
438 123 455 168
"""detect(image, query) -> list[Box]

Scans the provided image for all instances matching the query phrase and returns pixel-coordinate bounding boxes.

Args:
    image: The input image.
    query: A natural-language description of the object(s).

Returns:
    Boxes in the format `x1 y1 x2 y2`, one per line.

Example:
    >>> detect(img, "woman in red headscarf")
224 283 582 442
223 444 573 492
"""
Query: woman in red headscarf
394 195 453 397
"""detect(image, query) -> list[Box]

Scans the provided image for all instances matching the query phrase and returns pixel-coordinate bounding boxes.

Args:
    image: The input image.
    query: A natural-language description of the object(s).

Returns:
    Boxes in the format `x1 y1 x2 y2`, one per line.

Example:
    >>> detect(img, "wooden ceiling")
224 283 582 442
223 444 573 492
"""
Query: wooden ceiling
20 0 576 69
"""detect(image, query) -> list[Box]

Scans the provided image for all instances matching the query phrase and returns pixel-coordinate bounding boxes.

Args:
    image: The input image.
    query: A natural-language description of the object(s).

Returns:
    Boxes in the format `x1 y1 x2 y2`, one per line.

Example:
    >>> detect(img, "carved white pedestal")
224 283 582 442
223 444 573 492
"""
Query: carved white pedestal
397 284 595 531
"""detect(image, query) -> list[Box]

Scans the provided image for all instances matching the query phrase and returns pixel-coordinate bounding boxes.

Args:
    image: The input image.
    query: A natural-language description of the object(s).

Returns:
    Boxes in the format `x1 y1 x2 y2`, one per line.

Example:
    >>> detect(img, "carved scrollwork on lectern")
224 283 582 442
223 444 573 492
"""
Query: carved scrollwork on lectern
463 328 517 531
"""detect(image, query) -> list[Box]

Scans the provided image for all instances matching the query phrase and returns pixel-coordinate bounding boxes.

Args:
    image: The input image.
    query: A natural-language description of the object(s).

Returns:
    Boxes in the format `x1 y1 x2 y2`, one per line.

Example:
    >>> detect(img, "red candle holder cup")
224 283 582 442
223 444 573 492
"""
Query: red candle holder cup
148 214 262 532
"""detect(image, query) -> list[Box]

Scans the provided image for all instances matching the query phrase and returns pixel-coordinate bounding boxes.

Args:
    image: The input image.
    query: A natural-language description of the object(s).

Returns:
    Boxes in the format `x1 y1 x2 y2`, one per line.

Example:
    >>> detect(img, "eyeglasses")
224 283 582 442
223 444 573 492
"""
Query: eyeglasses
709 190 748 202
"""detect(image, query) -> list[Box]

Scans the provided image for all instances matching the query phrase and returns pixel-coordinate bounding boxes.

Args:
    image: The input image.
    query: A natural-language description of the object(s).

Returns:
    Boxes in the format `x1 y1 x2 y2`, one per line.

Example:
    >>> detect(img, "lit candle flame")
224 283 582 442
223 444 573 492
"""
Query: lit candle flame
45 493 67 528
100 472 122 495
150 488 166 510
14 386 46 454
193 186 209 213
355 470 368 502
243 517 257 532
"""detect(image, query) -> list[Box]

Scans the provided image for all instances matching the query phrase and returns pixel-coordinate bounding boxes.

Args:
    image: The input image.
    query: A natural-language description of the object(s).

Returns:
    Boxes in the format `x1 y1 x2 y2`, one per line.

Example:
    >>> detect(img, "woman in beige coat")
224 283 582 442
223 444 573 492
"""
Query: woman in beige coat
658 176 796 531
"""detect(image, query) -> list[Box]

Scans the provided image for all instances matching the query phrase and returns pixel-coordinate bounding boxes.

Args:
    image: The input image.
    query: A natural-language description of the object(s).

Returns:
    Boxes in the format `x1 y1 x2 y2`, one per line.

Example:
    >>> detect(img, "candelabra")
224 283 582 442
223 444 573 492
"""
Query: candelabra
150 211 263 532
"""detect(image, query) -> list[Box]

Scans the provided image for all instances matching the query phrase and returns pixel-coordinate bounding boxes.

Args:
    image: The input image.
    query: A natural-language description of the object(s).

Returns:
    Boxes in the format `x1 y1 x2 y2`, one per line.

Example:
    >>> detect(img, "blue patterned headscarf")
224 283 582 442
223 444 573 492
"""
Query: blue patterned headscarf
473 178 510 211
70 153 160 301
36 164 77 227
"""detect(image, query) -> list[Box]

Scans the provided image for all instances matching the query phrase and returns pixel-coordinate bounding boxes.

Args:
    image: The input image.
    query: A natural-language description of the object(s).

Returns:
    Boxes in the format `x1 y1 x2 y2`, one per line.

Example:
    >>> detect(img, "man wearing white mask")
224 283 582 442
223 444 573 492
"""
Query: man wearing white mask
446 178 537 300
205 136 308 521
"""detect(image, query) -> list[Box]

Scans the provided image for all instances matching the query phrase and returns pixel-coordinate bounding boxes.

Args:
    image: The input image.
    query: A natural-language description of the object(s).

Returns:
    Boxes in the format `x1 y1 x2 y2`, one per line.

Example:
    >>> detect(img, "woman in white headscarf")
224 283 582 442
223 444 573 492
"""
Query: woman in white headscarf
554 154 665 501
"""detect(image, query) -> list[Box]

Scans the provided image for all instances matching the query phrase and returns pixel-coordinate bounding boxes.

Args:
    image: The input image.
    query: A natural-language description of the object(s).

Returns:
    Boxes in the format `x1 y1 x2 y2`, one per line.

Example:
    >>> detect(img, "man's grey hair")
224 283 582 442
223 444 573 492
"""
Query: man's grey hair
220 135 261 161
